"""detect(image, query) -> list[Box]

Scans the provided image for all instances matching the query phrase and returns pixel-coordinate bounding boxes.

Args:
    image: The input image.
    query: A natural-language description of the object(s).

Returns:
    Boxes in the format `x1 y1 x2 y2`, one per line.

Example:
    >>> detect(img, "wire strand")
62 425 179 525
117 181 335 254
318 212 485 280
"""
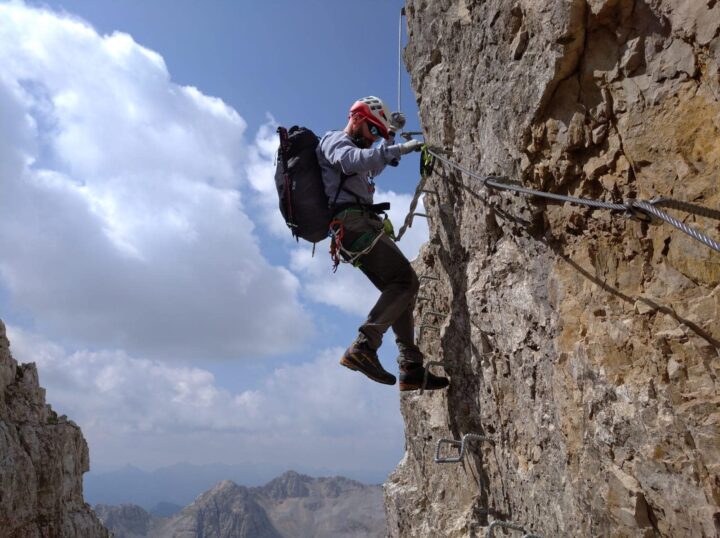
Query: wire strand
425 148 720 253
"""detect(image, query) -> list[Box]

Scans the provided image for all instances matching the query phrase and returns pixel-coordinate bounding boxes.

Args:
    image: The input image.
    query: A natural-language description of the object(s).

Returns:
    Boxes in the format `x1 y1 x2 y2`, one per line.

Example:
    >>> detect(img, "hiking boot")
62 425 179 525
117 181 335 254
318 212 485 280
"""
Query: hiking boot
399 364 449 392
340 342 396 385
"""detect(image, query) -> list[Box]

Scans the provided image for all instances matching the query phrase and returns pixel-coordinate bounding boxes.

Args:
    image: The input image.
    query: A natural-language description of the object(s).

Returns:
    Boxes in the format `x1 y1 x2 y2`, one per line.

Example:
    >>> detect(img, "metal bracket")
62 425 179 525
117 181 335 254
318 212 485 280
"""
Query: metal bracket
420 361 445 395
488 520 543 538
623 199 660 225
434 433 493 463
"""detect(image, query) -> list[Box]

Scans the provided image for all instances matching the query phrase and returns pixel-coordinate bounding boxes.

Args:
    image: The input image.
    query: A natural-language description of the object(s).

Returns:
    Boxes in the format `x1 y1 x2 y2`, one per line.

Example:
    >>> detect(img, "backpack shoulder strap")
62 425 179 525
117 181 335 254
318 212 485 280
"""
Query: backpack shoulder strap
330 173 356 210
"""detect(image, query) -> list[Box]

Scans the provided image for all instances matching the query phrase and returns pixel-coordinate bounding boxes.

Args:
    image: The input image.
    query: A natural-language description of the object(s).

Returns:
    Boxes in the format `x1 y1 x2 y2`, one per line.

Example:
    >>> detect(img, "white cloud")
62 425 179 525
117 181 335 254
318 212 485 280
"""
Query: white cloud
7 326 404 471
379 186 429 261
0 2 312 358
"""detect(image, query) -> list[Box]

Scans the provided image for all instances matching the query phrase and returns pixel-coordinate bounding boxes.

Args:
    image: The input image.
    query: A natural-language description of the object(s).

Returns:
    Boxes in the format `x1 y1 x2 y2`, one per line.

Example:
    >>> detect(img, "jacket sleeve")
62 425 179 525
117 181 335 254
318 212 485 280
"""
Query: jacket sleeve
325 136 402 176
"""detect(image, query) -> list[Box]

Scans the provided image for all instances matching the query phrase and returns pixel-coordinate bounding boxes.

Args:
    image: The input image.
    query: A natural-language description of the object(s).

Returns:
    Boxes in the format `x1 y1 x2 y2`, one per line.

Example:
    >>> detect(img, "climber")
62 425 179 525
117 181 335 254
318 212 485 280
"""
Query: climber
316 96 449 392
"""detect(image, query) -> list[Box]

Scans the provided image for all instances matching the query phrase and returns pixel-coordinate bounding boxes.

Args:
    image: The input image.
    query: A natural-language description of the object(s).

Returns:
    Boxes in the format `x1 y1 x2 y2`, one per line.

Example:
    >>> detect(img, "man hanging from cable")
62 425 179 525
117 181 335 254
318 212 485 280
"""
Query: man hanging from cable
316 95 450 392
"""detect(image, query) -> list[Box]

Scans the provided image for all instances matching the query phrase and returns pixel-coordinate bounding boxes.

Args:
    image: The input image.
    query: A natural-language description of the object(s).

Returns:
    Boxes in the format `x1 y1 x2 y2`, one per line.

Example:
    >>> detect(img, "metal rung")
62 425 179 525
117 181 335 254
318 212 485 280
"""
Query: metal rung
413 212 429 218
421 189 438 195
420 361 444 395
488 520 543 538
419 310 445 335
417 295 431 302
434 433 493 463
419 274 440 281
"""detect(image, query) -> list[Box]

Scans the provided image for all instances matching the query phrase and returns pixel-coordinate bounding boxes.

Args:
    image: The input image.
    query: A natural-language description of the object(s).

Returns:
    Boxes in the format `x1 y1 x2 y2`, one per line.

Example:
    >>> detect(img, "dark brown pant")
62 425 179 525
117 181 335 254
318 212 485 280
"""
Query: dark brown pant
339 210 423 367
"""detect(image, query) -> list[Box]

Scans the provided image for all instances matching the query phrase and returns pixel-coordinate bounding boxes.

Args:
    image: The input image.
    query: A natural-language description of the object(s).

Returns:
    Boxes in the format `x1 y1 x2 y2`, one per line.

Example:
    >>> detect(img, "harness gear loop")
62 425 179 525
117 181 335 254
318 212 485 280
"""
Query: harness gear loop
328 216 386 272
328 219 345 272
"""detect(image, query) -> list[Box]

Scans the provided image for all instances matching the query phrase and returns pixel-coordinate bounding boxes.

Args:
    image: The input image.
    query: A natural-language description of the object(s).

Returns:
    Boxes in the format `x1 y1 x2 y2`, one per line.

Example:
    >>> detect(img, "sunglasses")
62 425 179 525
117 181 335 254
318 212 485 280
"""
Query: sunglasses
367 122 383 138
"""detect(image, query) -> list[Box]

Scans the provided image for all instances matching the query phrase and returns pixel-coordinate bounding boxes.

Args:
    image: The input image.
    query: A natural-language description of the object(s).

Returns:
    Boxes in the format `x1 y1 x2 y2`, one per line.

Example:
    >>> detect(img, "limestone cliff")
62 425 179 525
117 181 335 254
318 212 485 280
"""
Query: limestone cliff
0 320 109 537
386 1 720 537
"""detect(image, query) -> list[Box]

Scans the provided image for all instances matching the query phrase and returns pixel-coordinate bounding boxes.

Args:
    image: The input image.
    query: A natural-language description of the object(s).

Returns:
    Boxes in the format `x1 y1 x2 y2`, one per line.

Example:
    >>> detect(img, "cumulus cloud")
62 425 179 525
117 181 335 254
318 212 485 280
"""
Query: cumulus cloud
0 3 312 358
8 326 404 471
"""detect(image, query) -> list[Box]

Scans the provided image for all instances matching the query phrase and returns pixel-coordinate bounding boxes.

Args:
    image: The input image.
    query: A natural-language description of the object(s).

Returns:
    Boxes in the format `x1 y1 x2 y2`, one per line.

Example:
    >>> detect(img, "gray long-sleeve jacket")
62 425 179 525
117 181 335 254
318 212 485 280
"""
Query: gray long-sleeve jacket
316 130 403 207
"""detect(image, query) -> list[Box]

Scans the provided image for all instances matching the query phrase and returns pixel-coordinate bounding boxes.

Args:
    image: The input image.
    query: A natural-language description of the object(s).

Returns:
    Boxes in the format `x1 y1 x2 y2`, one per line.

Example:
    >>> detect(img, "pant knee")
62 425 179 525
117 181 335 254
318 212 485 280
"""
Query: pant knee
408 269 419 296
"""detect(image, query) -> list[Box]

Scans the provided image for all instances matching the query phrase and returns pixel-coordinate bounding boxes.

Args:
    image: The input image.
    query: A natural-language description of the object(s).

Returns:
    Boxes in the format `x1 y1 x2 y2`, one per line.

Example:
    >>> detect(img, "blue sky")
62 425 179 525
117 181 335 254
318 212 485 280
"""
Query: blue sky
0 0 429 483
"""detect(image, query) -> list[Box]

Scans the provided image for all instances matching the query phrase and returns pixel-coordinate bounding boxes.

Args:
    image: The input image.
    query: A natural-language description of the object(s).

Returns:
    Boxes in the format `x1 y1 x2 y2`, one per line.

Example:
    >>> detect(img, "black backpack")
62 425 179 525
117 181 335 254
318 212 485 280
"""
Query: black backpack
275 126 344 243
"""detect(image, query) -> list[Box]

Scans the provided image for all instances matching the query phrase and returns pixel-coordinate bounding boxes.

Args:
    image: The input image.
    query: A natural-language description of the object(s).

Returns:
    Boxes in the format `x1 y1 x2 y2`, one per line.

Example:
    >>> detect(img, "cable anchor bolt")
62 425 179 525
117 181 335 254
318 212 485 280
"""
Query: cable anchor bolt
434 433 494 463
623 199 661 225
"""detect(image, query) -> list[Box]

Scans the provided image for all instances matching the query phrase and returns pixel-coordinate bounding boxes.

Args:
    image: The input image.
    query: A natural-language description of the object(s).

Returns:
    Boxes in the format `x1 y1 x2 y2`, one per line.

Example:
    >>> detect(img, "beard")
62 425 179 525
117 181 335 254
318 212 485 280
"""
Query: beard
350 125 373 148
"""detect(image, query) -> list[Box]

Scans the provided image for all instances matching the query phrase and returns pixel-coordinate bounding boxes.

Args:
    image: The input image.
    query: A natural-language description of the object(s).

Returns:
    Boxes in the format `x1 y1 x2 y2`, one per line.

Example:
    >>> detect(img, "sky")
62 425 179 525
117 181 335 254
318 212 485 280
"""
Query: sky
0 0 429 483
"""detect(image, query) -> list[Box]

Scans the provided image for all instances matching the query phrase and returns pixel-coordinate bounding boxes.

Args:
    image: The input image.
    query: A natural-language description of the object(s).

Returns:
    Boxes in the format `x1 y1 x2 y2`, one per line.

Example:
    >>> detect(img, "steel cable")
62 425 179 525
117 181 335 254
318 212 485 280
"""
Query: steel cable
425 148 720 253
633 201 720 252
650 197 720 221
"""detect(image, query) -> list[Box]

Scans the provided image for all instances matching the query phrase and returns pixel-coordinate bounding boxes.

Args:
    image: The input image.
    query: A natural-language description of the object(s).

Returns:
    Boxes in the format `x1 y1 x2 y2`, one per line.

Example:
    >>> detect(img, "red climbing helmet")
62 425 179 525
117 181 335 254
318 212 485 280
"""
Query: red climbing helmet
349 96 393 139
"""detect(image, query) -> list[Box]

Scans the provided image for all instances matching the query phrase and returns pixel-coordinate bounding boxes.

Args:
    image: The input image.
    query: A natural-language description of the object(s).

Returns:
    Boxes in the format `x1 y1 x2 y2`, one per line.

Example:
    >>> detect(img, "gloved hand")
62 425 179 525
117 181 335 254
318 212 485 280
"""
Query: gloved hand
398 139 423 155
390 111 406 130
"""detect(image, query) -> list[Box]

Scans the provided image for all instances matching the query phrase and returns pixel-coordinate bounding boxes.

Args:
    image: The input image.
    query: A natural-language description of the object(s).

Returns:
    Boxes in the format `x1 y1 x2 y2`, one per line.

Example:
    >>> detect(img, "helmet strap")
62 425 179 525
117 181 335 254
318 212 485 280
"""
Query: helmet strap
352 134 372 149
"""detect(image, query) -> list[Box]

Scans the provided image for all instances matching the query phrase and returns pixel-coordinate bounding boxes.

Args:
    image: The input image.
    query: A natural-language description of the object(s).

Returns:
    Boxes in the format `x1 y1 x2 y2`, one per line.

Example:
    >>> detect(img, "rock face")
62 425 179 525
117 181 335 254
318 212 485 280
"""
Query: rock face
0 320 109 537
254 471 386 538
386 1 720 537
161 480 281 538
94 504 155 538
97 471 386 538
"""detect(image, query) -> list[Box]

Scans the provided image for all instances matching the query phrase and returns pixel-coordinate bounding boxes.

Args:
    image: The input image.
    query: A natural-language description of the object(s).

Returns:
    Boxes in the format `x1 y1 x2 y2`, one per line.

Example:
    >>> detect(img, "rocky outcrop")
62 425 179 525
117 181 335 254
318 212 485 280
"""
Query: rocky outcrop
0 320 109 537
94 504 156 538
97 471 385 538
161 480 281 538
387 1 719 537
254 471 386 538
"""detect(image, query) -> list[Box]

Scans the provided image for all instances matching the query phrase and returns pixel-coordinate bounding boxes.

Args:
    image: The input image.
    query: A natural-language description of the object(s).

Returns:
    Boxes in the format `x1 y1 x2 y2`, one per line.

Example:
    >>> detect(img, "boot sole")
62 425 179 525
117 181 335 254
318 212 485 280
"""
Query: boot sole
399 380 450 392
340 356 396 385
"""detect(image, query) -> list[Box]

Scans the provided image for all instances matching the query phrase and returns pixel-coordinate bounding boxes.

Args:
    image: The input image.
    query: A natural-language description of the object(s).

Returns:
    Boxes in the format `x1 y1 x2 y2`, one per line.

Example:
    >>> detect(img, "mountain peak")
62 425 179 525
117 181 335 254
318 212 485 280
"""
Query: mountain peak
260 470 311 500
210 479 242 493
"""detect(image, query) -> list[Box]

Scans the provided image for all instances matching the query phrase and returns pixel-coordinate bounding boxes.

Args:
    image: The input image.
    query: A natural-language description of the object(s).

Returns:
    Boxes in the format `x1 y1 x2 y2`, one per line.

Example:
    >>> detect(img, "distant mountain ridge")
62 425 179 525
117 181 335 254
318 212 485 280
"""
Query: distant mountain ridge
85 461 387 509
96 470 385 538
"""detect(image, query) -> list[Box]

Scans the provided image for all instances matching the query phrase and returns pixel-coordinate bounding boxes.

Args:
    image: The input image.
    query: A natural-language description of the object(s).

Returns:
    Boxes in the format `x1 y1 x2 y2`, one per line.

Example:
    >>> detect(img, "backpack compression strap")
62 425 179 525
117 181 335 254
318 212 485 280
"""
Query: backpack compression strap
277 127 296 230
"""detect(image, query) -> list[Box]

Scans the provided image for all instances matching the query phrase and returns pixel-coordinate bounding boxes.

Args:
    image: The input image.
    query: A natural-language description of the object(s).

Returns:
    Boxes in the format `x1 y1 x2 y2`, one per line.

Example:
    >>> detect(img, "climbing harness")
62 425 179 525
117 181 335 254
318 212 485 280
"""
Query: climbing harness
424 148 720 253
328 219 385 272
328 206 396 271
434 433 494 464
